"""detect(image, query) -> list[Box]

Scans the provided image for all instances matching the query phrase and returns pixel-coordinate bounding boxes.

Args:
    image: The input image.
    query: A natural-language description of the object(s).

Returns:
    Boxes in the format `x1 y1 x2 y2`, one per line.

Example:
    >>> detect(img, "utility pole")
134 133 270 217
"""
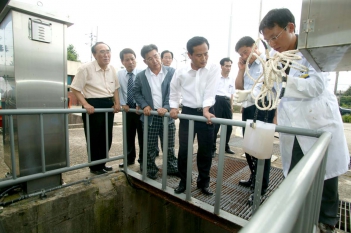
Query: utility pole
227 0 233 57
181 48 188 64
86 28 96 61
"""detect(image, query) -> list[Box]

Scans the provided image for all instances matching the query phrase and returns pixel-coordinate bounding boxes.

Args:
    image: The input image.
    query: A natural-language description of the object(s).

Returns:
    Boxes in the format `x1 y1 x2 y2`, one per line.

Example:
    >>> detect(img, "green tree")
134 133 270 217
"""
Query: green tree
343 86 351 96
67 44 79 61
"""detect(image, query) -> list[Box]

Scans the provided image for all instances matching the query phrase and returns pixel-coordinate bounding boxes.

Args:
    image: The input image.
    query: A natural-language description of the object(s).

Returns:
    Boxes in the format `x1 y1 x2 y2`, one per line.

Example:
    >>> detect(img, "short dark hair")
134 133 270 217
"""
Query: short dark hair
186 36 209 55
220 58 232 66
91 42 111 54
161 50 173 59
140 44 158 59
119 48 136 61
259 8 295 33
235 36 255 52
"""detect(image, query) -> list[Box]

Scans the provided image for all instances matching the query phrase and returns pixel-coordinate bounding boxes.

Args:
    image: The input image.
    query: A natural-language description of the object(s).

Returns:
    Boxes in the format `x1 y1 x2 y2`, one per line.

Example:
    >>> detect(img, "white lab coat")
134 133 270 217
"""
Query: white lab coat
277 52 350 180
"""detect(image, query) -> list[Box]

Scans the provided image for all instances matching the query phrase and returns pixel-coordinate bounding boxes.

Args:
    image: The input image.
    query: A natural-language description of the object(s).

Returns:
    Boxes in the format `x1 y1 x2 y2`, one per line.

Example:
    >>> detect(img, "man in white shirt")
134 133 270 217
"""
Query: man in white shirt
117 48 143 168
212 57 235 157
170 36 220 196
235 36 275 194
133 44 179 180
71 42 120 175
161 50 173 67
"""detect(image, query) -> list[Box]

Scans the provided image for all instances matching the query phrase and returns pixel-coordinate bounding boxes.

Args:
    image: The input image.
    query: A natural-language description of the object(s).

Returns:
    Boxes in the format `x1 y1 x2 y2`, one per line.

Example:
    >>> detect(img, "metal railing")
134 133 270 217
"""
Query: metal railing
0 108 330 232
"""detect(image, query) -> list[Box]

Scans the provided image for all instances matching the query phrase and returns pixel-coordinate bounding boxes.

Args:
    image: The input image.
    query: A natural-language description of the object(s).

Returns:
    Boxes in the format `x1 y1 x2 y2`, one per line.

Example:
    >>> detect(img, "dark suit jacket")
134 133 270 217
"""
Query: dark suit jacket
133 65 175 125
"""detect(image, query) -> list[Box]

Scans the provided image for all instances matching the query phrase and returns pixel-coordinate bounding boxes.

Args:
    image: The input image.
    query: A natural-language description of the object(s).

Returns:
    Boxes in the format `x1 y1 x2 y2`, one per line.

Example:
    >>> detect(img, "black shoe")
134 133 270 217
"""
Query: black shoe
104 166 113 171
200 187 213 196
90 169 107 175
119 161 135 168
239 179 253 187
168 171 181 178
147 173 158 180
225 148 235 154
174 184 186 194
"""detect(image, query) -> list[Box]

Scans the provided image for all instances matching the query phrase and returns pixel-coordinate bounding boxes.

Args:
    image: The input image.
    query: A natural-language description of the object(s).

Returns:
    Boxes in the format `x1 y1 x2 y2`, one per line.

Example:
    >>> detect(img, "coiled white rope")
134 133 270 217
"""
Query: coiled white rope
245 38 308 111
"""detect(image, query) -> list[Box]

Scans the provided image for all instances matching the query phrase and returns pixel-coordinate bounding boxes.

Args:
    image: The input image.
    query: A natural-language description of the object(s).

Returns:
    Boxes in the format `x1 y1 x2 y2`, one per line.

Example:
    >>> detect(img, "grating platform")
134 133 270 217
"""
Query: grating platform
142 155 351 232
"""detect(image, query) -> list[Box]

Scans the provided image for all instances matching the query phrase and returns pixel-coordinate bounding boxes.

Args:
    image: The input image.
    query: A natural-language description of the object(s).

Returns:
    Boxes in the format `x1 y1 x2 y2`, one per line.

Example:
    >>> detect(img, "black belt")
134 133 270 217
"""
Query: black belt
86 97 113 101
183 106 212 112
216 95 230 100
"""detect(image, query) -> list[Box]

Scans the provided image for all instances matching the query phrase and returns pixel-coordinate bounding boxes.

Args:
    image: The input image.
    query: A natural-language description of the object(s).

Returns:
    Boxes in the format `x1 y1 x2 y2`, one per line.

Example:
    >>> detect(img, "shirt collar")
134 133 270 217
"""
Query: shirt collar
187 62 211 72
147 67 163 76
93 60 110 71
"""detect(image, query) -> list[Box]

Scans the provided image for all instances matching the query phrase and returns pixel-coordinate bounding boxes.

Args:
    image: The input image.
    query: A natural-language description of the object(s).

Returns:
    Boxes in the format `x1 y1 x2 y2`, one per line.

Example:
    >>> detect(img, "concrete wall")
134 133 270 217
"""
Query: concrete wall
0 172 241 233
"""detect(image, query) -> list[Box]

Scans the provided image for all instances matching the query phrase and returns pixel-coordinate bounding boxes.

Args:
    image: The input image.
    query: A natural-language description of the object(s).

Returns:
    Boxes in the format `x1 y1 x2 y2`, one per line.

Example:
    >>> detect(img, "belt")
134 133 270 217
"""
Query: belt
216 95 230 100
183 106 211 112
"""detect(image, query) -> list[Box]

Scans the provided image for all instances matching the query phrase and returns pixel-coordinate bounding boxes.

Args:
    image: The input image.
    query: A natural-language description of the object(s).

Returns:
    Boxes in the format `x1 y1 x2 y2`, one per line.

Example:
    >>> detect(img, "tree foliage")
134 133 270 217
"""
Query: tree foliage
67 44 79 61
343 86 351 96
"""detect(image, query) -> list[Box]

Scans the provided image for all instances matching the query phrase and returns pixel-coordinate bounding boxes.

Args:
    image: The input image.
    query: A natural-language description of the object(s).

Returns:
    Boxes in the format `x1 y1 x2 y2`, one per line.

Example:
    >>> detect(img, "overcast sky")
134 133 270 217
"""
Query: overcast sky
13 0 351 91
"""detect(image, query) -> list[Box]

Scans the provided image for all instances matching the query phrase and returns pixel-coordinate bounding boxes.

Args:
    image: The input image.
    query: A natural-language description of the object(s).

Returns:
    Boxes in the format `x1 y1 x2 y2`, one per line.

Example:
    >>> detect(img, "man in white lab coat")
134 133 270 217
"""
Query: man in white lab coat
259 8 350 233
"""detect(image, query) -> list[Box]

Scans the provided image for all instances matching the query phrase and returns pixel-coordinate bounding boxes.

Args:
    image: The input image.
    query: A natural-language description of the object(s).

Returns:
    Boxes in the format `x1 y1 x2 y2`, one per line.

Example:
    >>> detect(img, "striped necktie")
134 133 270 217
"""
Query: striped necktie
127 73 135 108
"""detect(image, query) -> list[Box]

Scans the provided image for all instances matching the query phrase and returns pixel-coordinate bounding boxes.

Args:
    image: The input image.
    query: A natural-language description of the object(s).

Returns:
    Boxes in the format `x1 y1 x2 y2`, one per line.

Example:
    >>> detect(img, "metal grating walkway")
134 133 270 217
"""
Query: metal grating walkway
142 155 351 232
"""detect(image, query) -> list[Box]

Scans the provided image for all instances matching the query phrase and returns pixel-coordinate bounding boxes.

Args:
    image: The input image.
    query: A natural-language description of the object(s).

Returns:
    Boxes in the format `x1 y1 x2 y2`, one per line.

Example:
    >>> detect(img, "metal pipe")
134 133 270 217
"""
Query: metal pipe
39 114 46 173
9 115 16 179
185 120 194 201
105 112 109 159
239 132 331 233
162 117 169 190
142 115 148 180
252 159 264 214
65 113 70 167
0 155 124 188
214 124 227 214
122 110 128 172
86 113 91 163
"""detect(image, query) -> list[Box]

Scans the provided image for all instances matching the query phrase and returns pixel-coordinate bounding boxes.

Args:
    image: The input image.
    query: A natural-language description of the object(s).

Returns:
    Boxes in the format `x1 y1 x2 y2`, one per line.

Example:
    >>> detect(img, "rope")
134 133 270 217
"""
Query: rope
245 38 308 111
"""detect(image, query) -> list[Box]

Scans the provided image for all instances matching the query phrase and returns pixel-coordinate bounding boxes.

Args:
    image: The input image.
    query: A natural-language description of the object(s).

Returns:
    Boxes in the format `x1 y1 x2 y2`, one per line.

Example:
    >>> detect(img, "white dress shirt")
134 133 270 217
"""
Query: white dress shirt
117 68 142 105
242 54 265 108
216 75 235 98
145 68 164 109
170 63 220 108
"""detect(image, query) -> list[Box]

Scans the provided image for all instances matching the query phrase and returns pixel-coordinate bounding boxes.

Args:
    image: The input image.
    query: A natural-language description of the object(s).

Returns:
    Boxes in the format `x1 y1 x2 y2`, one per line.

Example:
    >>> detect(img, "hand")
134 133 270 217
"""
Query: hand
83 103 95 115
234 90 251 103
136 106 142 115
113 103 121 113
238 58 246 71
203 108 215 124
170 108 179 119
122 105 129 112
143 106 152 116
157 108 168 117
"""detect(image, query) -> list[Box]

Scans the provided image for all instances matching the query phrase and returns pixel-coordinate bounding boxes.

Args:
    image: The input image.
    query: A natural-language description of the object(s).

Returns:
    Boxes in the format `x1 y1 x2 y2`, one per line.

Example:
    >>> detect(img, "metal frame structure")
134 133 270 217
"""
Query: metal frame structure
0 108 329 232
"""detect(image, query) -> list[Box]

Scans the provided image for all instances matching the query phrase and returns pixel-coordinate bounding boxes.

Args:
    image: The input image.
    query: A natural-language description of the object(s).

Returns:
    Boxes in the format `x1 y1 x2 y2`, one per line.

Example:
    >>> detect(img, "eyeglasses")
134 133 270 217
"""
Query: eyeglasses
266 26 287 45
146 53 160 62
98 50 110 55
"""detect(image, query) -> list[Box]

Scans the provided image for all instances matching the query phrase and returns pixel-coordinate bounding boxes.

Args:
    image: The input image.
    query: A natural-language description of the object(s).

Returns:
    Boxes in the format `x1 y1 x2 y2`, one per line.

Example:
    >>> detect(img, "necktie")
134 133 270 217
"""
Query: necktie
127 73 135 108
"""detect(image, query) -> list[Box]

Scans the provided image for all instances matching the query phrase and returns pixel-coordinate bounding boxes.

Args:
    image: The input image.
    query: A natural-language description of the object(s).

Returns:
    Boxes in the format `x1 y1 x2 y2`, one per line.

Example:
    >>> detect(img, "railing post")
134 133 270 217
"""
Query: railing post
122 110 128 172
186 120 194 201
105 112 109 159
65 113 70 167
214 124 227 215
142 115 148 180
252 159 265 214
162 117 169 190
86 113 91 163
39 114 46 173
9 115 16 179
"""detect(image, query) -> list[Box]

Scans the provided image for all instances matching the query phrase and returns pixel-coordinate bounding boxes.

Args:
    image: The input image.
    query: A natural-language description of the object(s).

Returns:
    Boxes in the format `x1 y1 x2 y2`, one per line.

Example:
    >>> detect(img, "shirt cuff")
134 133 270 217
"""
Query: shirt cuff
203 98 215 108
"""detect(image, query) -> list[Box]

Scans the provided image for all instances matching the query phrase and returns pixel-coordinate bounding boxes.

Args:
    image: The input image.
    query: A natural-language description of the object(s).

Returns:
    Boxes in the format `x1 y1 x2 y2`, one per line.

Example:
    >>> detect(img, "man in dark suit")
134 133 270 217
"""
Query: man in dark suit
133 44 179 180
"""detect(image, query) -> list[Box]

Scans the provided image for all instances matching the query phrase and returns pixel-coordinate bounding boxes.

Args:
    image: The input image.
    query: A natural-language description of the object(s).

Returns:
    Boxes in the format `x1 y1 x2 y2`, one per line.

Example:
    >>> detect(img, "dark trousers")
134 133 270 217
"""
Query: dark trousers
242 105 275 188
82 98 114 171
213 96 232 151
178 106 214 188
289 137 339 226
126 112 143 164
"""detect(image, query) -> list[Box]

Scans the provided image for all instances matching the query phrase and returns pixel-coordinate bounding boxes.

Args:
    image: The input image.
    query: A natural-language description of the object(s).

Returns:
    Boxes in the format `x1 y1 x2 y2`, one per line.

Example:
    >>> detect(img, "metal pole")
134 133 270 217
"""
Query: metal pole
185 120 194 201
142 115 148 180
227 0 233 57
65 113 70 167
252 159 264 214
9 115 16 179
86 113 91 163
122 110 128 172
39 114 46 173
162 117 169 190
105 112 109 159
214 124 227 214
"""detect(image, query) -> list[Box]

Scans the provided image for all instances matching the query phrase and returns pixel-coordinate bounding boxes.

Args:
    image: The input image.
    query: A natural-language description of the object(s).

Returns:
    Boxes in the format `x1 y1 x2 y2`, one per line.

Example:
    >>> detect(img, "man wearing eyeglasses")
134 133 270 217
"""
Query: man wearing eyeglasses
260 8 349 232
133 44 179 180
234 36 275 197
71 42 121 175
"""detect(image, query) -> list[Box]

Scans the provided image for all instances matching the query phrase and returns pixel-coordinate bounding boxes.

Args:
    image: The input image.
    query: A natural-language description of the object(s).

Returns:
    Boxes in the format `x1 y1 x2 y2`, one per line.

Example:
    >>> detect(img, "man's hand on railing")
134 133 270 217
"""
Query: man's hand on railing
83 103 95 114
157 108 168 117
203 107 215 124
170 108 179 119
122 105 130 112
143 106 152 116
136 106 142 115
113 103 121 113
